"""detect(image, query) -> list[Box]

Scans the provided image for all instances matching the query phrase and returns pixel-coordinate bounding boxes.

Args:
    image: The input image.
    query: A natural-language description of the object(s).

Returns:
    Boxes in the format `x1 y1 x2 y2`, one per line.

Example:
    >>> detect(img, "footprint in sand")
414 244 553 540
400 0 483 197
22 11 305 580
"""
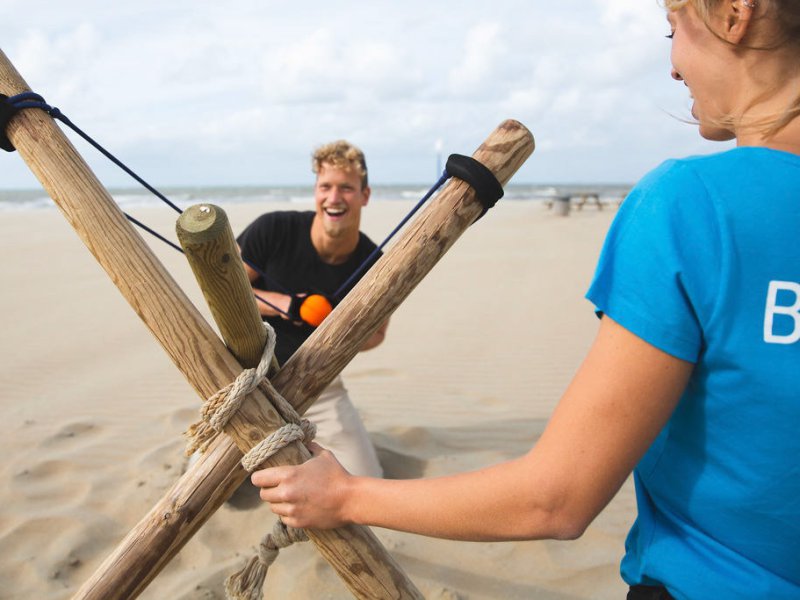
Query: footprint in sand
40 421 101 449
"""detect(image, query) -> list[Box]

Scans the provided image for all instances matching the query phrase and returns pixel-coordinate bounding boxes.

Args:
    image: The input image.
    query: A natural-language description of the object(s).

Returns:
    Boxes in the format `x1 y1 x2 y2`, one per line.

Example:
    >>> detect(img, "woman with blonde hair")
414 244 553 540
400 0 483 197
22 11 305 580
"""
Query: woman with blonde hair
253 2 800 597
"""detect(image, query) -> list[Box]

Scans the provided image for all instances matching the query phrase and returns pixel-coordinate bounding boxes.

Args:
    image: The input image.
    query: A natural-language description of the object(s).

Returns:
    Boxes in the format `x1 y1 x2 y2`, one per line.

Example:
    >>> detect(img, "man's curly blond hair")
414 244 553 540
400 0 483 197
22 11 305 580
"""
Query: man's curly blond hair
312 140 369 189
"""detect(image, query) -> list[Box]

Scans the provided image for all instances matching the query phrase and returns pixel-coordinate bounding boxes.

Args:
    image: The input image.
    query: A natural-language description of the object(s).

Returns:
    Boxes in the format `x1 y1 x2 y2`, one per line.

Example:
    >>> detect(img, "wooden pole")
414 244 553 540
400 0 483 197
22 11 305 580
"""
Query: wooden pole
278 120 534 415
84 118 534 599
175 203 272 370
176 204 433 599
0 50 422 600
1 49 535 598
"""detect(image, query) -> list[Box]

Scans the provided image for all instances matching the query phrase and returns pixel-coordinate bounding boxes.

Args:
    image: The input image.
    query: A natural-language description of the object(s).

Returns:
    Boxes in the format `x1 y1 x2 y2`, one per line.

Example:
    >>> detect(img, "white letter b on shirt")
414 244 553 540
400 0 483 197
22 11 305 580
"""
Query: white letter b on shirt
764 280 800 344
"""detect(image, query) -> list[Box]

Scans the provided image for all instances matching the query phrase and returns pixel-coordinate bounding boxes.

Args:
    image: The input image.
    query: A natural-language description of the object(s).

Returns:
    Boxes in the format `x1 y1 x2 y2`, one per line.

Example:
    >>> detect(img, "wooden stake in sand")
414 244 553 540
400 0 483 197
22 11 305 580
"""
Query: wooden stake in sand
0 48 535 599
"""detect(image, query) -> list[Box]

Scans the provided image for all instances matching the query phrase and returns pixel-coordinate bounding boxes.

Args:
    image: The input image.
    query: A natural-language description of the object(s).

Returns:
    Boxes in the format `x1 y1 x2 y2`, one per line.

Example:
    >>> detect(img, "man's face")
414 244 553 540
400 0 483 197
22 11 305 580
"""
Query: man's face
313 163 370 239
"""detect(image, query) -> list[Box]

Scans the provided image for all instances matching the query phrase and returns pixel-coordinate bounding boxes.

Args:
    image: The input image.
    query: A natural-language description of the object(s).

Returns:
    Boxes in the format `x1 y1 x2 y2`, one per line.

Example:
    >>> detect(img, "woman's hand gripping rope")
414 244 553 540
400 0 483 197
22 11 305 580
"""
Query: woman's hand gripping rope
252 441 353 530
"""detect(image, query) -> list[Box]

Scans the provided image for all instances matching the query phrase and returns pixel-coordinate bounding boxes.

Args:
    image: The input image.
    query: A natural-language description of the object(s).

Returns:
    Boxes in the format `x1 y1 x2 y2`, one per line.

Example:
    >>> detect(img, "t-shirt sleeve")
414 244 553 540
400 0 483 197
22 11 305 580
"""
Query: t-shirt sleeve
237 213 275 266
586 160 721 363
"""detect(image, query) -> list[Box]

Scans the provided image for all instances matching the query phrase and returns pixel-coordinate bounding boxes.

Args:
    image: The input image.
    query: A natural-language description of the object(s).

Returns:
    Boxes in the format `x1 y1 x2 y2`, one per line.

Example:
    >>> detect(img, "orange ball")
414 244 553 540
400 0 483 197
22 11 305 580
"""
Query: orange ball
299 294 333 327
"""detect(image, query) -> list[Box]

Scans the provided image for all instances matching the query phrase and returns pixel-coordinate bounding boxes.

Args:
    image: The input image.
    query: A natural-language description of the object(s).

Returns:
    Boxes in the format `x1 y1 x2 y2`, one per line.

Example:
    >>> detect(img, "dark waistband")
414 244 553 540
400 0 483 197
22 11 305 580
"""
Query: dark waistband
627 585 674 600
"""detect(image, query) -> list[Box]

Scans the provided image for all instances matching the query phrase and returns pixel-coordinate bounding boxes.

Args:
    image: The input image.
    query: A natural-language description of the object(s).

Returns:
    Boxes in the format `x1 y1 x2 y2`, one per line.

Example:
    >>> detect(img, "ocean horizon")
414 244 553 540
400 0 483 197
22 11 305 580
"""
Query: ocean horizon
0 182 631 213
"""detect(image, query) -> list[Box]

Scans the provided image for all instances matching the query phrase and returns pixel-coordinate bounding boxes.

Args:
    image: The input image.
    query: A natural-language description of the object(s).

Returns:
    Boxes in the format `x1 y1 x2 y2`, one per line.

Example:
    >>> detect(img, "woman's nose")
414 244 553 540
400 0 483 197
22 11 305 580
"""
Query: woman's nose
671 68 683 81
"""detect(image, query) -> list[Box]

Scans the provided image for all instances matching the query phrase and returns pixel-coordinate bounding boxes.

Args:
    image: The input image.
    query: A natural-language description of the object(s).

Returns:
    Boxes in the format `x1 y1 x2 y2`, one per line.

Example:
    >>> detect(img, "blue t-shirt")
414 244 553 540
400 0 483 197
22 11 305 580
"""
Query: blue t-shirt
587 147 800 599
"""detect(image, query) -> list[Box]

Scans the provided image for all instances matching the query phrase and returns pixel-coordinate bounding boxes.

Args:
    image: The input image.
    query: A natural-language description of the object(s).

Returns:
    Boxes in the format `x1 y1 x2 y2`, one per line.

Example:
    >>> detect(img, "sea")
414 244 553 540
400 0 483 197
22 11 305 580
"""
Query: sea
0 183 631 213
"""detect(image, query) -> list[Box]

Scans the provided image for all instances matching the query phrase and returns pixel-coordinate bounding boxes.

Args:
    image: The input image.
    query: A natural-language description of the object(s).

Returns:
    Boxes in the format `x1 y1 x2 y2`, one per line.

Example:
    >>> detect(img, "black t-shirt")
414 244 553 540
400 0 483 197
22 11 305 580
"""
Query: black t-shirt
237 210 381 364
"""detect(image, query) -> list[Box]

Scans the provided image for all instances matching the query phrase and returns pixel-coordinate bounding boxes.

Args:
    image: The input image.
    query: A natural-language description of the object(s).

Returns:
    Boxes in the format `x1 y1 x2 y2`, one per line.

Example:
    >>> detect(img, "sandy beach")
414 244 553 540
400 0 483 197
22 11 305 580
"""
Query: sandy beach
0 197 632 599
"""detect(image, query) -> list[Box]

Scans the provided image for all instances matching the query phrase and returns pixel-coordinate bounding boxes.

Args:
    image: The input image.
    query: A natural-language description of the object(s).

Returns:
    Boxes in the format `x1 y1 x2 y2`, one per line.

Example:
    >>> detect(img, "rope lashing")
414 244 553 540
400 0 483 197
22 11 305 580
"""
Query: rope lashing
185 321 316 600
185 321 315 456
224 518 309 600
226 388 314 600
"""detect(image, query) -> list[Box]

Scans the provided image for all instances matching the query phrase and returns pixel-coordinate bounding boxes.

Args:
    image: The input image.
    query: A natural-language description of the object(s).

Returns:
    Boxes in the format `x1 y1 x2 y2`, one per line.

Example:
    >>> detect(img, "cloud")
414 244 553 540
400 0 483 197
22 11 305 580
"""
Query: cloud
258 28 420 105
447 23 505 97
0 1 727 188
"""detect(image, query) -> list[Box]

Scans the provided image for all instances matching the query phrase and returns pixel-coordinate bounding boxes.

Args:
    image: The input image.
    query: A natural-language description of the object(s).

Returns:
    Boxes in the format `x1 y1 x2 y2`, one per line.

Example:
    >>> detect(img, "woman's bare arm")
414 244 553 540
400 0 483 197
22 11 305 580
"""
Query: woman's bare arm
253 316 693 540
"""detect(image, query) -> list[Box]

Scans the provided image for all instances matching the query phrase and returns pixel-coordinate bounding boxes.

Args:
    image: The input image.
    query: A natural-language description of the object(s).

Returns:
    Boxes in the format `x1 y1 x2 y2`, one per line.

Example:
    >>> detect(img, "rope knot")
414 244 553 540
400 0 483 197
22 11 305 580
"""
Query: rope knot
184 323 282 456
225 520 309 600
184 322 317 600
240 420 316 472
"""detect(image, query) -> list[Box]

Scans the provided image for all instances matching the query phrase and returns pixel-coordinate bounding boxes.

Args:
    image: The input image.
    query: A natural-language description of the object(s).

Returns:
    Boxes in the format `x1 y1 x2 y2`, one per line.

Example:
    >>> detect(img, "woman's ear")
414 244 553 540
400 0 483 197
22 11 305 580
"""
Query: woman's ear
724 0 755 44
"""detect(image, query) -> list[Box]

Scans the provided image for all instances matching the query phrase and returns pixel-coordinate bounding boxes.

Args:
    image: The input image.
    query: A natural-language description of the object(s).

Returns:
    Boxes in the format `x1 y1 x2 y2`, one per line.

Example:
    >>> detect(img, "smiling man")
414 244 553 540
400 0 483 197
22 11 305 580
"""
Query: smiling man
237 140 387 478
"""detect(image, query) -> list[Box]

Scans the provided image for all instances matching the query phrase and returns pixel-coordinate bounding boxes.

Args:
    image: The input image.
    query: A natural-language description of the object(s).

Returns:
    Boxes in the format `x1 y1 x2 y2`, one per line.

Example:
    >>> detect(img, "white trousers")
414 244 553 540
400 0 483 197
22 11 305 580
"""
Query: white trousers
304 375 383 478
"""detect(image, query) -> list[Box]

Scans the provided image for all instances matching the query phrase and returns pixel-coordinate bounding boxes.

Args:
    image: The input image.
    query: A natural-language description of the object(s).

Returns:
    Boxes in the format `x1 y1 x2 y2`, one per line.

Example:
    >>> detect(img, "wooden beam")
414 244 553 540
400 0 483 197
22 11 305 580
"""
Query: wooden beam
175 203 274 371
0 50 422 600
1 49 534 599
277 121 535 415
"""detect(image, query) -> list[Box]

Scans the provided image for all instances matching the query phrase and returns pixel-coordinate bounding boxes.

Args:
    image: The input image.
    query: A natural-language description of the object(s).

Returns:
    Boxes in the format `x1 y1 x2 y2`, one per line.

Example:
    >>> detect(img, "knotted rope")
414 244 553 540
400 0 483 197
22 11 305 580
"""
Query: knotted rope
185 323 314 456
184 322 314 600
224 519 309 600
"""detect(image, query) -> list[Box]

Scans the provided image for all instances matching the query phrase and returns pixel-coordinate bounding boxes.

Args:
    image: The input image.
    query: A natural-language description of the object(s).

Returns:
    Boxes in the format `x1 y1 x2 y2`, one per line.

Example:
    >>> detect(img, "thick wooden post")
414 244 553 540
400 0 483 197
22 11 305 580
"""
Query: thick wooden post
1 49 535 599
278 121 534 415
175 203 271 370
0 50 423 600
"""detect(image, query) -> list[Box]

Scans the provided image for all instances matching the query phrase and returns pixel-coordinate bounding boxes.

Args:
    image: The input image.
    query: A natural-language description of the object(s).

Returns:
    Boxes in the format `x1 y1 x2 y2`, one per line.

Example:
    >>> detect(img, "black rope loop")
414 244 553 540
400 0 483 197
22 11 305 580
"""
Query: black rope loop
445 153 504 220
1 94 21 152
0 92 56 151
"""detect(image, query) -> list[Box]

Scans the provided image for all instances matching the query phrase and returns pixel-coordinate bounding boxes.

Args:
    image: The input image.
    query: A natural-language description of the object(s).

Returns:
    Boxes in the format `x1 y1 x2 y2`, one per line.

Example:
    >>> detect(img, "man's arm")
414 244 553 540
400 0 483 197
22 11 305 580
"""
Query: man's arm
242 257 293 319
360 318 389 351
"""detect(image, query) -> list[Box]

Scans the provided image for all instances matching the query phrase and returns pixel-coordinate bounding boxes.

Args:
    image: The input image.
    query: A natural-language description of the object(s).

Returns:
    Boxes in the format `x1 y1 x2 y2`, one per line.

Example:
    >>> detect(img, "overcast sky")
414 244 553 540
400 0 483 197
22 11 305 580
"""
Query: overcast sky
1 0 730 189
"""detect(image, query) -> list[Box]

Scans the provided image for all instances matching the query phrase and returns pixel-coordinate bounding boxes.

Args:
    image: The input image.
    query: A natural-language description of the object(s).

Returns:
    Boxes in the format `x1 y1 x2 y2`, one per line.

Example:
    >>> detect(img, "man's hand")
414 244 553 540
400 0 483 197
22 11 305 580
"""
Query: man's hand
287 294 307 323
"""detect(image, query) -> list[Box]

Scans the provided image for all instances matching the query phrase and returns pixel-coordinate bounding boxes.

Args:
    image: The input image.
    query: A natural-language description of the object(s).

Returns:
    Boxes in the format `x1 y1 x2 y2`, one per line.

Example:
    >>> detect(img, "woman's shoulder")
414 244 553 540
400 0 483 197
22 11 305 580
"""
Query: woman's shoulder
630 147 800 216
628 148 757 209
624 155 710 212
641 147 800 187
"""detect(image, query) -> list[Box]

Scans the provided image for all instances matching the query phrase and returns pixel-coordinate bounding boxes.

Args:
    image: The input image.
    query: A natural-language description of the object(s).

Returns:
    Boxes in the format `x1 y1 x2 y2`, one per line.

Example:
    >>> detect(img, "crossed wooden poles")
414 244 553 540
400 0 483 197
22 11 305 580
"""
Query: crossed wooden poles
1 49 535 599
